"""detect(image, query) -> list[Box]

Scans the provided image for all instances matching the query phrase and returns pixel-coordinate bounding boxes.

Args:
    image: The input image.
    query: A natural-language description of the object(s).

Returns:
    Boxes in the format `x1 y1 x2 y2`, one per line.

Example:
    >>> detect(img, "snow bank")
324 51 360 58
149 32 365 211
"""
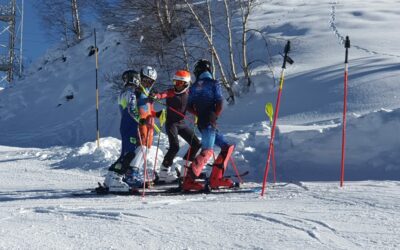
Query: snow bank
277 108 400 181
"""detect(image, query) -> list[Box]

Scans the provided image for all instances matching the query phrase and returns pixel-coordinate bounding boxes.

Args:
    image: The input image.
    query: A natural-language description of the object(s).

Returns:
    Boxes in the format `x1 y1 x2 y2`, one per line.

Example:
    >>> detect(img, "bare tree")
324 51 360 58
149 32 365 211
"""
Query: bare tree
206 0 215 76
92 0 209 83
71 0 82 40
183 0 235 103
179 34 190 70
239 0 257 87
223 0 238 81
35 0 88 46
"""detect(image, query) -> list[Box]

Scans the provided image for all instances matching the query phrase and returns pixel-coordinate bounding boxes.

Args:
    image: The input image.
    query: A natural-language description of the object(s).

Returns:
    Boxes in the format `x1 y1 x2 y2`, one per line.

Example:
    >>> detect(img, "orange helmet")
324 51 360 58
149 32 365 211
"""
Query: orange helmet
173 70 191 94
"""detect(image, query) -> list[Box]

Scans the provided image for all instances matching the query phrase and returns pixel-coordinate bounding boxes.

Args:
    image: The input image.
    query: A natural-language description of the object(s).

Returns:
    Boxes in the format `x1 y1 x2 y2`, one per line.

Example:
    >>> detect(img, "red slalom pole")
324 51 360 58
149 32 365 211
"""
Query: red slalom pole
272 144 277 183
340 36 350 187
265 103 277 184
261 41 293 197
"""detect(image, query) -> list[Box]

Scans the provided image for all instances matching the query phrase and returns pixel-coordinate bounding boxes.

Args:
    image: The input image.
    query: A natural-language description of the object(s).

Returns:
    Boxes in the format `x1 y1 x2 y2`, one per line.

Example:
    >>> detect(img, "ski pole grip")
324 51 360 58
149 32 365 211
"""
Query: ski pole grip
345 36 350 63
284 41 291 54
282 41 291 68
345 36 350 49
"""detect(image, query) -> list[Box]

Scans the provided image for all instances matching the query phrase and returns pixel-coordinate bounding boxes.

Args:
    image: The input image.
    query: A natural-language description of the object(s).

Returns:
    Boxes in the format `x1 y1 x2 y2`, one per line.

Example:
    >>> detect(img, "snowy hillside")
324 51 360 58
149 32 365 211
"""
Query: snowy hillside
0 32 127 147
0 0 400 249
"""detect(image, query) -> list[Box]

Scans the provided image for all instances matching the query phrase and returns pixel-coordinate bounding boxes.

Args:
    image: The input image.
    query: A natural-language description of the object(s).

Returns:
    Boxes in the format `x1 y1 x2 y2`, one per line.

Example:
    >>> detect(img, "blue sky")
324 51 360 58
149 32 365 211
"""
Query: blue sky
23 1 52 63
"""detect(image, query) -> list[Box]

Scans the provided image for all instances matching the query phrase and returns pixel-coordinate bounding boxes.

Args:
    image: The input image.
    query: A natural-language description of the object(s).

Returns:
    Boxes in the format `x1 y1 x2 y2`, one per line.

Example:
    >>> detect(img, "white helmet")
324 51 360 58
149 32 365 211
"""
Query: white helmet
173 70 191 94
140 66 157 81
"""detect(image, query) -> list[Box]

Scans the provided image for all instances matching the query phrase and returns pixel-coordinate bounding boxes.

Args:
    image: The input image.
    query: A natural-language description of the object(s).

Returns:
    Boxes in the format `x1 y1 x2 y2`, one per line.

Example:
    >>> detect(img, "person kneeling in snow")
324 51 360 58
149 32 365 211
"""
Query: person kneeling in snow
183 59 235 191
152 70 201 183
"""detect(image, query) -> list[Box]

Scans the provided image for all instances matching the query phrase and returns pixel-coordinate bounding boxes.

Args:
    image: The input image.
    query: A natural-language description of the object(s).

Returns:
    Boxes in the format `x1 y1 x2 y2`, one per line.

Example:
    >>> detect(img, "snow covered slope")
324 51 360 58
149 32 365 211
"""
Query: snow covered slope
0 145 399 249
1 0 400 249
0 32 126 147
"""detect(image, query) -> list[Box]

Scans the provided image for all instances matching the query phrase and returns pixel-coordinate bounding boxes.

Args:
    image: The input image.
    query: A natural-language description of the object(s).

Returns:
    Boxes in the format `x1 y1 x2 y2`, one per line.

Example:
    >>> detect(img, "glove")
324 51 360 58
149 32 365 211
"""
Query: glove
139 117 151 125
139 116 153 127
139 118 147 125
149 90 158 100
155 110 163 118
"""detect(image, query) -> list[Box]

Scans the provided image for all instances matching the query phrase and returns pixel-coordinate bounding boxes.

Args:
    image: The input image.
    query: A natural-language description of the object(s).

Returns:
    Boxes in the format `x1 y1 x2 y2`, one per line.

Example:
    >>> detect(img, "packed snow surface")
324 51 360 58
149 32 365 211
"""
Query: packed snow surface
0 145 399 249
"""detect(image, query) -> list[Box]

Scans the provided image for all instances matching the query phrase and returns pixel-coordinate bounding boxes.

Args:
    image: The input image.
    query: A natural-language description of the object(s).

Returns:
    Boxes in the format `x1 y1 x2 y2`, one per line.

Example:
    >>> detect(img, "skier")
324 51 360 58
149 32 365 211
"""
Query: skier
183 59 235 191
137 66 158 145
153 70 202 183
103 70 142 192
103 66 159 193
127 66 159 182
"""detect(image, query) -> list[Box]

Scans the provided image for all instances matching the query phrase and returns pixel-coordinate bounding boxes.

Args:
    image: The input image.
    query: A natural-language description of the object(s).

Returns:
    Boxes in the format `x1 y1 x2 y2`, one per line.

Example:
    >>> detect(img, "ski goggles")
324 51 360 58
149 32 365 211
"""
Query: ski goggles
173 80 188 87
142 77 155 85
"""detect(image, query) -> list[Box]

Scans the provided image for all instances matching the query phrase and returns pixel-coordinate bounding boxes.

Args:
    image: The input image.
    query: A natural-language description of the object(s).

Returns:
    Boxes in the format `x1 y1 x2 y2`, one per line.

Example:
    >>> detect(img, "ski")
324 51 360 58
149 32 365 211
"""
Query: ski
152 170 250 186
225 170 250 179
72 184 257 197
193 170 250 180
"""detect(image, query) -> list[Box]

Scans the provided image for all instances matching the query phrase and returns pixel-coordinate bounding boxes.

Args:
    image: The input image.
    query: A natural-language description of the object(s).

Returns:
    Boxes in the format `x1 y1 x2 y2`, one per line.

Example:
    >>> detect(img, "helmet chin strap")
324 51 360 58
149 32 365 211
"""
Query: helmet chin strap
174 85 189 94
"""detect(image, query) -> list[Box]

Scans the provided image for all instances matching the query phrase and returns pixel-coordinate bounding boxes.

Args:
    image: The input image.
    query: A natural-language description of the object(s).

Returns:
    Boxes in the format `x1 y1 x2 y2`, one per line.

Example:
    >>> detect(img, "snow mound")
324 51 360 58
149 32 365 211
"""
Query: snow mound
47 137 120 171
277 108 400 181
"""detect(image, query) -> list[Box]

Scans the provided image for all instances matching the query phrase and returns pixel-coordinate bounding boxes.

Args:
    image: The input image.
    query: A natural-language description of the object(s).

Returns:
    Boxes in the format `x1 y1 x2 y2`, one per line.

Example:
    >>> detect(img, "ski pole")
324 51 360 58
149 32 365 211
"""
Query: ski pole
265 102 277 183
152 129 161 179
340 36 350 187
229 156 243 183
182 119 198 179
137 127 149 198
261 41 293 197
153 110 166 178
94 28 100 148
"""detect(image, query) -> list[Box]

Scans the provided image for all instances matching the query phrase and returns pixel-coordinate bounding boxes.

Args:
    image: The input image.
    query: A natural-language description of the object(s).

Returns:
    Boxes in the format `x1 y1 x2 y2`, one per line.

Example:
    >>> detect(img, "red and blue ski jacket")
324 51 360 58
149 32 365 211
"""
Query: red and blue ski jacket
188 72 223 128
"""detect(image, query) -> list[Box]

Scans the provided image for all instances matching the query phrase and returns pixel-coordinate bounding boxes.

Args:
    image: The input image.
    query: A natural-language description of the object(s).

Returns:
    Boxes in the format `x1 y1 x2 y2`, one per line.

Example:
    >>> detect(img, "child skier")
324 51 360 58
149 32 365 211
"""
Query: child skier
183 59 235 191
126 66 159 183
153 70 202 183
103 70 142 192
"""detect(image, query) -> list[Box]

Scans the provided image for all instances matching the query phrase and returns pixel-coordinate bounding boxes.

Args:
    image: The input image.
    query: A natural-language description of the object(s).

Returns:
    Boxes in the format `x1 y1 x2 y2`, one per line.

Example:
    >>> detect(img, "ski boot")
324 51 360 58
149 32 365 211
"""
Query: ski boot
182 169 204 192
124 167 145 189
103 170 130 193
209 144 235 189
157 165 179 184
191 149 214 177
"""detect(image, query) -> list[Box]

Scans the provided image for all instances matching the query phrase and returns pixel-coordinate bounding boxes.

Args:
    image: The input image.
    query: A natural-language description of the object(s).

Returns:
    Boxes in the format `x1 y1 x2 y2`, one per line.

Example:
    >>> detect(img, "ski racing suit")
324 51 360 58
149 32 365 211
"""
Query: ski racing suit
118 87 140 158
103 87 142 192
186 72 234 189
156 89 201 168
125 86 158 182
